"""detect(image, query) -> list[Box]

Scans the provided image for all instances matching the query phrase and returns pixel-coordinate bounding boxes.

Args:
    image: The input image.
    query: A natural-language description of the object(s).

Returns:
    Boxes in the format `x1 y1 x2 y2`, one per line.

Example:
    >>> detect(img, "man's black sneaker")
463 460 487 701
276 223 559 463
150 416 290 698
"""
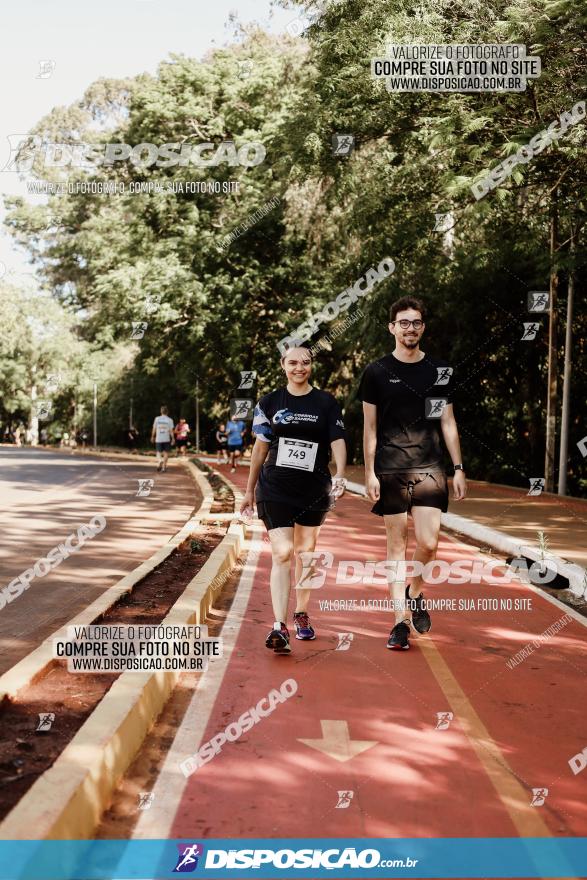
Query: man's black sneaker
387 620 411 650
265 622 291 654
406 585 431 633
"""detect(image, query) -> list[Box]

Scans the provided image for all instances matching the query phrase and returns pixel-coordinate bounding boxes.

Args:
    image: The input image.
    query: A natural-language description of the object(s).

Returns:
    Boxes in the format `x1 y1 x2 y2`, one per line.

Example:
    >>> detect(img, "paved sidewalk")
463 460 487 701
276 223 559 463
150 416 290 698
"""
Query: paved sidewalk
134 462 587 843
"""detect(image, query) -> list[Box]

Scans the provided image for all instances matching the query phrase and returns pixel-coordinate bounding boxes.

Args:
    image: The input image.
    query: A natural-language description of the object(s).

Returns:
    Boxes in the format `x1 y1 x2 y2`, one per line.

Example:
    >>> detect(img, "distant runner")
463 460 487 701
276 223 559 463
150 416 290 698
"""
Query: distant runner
150 406 175 472
359 295 467 651
226 417 246 472
127 424 139 452
215 422 229 464
240 345 347 654
174 418 190 456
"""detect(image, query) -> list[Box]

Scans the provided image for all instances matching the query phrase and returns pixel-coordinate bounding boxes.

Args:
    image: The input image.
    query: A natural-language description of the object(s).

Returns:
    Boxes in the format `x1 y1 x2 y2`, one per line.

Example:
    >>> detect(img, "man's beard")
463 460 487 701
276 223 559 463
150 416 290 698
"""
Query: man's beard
402 337 419 348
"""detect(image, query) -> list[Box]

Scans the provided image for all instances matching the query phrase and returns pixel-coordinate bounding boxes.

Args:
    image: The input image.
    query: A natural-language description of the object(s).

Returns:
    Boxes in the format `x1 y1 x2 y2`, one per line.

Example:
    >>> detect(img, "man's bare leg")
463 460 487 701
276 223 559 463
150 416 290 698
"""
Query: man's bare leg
409 506 441 597
383 513 410 625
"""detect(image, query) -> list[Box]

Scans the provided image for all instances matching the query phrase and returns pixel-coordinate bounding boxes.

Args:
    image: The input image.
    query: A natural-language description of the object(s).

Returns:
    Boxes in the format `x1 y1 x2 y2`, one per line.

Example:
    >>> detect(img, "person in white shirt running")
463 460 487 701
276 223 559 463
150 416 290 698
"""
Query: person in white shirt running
151 406 175 472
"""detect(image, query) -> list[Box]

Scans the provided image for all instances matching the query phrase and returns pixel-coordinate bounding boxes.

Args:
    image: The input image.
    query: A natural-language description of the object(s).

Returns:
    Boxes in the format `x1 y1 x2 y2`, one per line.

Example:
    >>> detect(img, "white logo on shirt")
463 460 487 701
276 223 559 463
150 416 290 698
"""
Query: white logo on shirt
273 408 295 425
389 378 400 383
272 408 318 425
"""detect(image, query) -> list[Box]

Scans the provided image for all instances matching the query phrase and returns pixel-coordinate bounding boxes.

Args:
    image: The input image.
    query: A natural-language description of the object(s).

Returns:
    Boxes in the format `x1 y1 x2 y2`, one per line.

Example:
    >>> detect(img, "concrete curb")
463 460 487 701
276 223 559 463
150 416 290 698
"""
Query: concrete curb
0 520 245 840
345 481 586 599
0 458 212 702
442 512 586 599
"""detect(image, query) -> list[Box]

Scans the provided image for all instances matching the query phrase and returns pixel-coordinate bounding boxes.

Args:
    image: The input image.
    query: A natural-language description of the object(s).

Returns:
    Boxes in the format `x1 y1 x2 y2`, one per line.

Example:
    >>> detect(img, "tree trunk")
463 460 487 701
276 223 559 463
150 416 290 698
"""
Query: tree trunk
544 189 558 492
558 220 576 495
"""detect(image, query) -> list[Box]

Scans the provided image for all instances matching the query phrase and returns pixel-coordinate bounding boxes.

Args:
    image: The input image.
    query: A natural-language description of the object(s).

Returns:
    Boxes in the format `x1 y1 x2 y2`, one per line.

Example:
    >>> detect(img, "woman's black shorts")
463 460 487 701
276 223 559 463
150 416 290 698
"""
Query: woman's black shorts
256 501 328 530
372 470 448 516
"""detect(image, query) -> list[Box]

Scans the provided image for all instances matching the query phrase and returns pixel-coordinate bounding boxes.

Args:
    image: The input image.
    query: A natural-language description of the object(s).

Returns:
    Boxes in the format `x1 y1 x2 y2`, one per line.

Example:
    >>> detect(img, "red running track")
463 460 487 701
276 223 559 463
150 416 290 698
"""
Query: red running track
160 465 587 841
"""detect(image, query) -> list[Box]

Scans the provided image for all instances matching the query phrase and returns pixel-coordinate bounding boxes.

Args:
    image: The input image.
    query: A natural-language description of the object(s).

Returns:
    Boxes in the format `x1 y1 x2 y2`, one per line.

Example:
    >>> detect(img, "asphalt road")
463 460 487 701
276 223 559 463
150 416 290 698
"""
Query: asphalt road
0 446 198 676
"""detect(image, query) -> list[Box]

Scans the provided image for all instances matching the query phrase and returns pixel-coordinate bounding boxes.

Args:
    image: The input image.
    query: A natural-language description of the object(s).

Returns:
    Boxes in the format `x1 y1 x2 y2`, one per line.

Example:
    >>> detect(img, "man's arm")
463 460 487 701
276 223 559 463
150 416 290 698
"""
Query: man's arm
362 402 380 501
330 437 347 478
150 420 157 443
440 403 467 500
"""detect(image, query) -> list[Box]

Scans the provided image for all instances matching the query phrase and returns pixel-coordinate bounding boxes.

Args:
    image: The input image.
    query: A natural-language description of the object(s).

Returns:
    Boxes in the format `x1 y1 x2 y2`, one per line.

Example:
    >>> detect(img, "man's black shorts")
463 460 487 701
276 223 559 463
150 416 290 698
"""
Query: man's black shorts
256 501 328 530
372 470 448 516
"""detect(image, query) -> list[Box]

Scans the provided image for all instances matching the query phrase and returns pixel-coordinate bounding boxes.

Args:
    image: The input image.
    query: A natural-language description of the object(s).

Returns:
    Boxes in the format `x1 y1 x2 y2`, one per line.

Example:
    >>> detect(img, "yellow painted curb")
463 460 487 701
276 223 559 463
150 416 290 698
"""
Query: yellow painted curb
0 521 245 840
0 458 212 702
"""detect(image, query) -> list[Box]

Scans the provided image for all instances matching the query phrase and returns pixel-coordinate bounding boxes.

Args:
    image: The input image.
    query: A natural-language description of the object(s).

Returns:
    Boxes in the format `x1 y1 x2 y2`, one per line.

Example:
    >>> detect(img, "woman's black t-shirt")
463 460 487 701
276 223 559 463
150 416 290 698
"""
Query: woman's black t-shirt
252 387 346 510
358 353 454 473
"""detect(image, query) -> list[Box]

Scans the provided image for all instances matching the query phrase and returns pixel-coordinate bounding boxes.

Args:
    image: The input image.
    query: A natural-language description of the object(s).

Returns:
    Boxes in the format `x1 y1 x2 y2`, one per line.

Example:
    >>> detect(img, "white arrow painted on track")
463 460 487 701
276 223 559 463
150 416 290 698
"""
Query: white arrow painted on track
298 720 377 762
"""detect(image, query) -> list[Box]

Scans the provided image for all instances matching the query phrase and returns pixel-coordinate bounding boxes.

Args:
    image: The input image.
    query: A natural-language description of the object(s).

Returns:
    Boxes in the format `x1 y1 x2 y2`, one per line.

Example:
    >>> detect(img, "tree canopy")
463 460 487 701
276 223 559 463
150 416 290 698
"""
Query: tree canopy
2 0 585 491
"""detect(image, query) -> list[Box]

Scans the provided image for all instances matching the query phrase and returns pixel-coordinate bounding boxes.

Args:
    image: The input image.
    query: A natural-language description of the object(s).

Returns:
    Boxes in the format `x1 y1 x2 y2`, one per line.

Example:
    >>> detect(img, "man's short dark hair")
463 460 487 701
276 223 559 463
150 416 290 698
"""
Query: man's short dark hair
389 296 427 323
161 405 168 414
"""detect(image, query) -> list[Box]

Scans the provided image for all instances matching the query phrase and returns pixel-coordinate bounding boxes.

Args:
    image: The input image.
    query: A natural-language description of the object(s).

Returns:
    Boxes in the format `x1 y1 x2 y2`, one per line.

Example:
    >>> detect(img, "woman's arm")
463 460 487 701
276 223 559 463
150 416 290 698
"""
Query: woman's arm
330 437 347 498
240 438 270 512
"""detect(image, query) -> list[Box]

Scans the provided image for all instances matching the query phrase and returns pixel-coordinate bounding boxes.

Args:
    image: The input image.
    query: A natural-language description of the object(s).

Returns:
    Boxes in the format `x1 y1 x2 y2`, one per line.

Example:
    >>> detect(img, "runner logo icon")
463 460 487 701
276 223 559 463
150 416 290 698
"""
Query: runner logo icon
434 366 453 385
425 398 448 418
530 787 548 806
295 551 334 590
435 711 453 730
173 843 204 872
36 712 55 732
335 790 354 808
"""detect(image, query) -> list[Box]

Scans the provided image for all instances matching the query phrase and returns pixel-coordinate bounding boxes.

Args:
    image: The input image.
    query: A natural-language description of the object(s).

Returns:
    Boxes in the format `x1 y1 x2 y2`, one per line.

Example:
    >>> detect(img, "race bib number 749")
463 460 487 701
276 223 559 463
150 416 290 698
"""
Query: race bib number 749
276 437 318 472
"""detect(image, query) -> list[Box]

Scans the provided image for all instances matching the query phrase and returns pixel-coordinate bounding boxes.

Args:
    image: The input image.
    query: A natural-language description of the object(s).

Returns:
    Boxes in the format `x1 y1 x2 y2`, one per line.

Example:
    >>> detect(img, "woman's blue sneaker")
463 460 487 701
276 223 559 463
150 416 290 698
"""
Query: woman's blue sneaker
293 611 316 640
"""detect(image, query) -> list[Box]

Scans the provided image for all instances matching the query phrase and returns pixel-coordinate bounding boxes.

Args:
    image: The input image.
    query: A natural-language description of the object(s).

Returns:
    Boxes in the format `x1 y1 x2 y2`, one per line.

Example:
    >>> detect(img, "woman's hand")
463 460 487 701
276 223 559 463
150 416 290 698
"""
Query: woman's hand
240 490 255 518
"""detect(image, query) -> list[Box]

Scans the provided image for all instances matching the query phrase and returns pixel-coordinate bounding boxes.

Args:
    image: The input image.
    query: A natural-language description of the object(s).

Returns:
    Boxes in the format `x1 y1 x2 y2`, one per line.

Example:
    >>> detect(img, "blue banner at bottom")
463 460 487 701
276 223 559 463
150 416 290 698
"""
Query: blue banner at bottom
0 838 585 879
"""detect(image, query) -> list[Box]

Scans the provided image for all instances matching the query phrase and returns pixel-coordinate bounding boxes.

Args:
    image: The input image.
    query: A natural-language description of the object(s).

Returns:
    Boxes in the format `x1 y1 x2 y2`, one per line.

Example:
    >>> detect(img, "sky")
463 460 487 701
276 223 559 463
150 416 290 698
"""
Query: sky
0 0 299 283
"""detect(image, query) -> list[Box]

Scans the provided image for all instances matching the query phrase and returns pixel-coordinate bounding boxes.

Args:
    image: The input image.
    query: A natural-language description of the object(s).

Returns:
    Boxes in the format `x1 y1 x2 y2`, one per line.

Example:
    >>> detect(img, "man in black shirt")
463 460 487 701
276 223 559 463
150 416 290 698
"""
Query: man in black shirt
358 296 467 650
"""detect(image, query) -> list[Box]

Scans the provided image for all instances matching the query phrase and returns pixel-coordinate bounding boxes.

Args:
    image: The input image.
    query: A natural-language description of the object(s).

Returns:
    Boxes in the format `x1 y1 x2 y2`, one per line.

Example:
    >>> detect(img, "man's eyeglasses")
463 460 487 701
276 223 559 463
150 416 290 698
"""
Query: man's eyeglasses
393 319 424 330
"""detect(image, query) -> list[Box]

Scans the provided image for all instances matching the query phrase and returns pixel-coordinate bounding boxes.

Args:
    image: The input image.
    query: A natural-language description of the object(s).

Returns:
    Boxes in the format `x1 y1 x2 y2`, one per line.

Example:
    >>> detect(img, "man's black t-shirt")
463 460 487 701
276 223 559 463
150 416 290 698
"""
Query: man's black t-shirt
252 387 346 510
358 353 454 473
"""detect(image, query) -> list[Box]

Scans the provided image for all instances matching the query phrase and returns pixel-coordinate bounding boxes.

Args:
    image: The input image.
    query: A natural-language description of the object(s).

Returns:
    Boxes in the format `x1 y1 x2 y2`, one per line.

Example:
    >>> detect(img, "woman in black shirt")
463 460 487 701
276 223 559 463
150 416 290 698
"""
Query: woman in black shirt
240 346 347 654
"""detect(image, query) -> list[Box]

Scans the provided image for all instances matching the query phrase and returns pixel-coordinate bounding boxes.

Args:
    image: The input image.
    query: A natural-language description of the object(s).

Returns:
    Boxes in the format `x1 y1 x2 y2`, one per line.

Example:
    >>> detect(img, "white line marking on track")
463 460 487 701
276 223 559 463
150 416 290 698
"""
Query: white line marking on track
132 527 264 839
